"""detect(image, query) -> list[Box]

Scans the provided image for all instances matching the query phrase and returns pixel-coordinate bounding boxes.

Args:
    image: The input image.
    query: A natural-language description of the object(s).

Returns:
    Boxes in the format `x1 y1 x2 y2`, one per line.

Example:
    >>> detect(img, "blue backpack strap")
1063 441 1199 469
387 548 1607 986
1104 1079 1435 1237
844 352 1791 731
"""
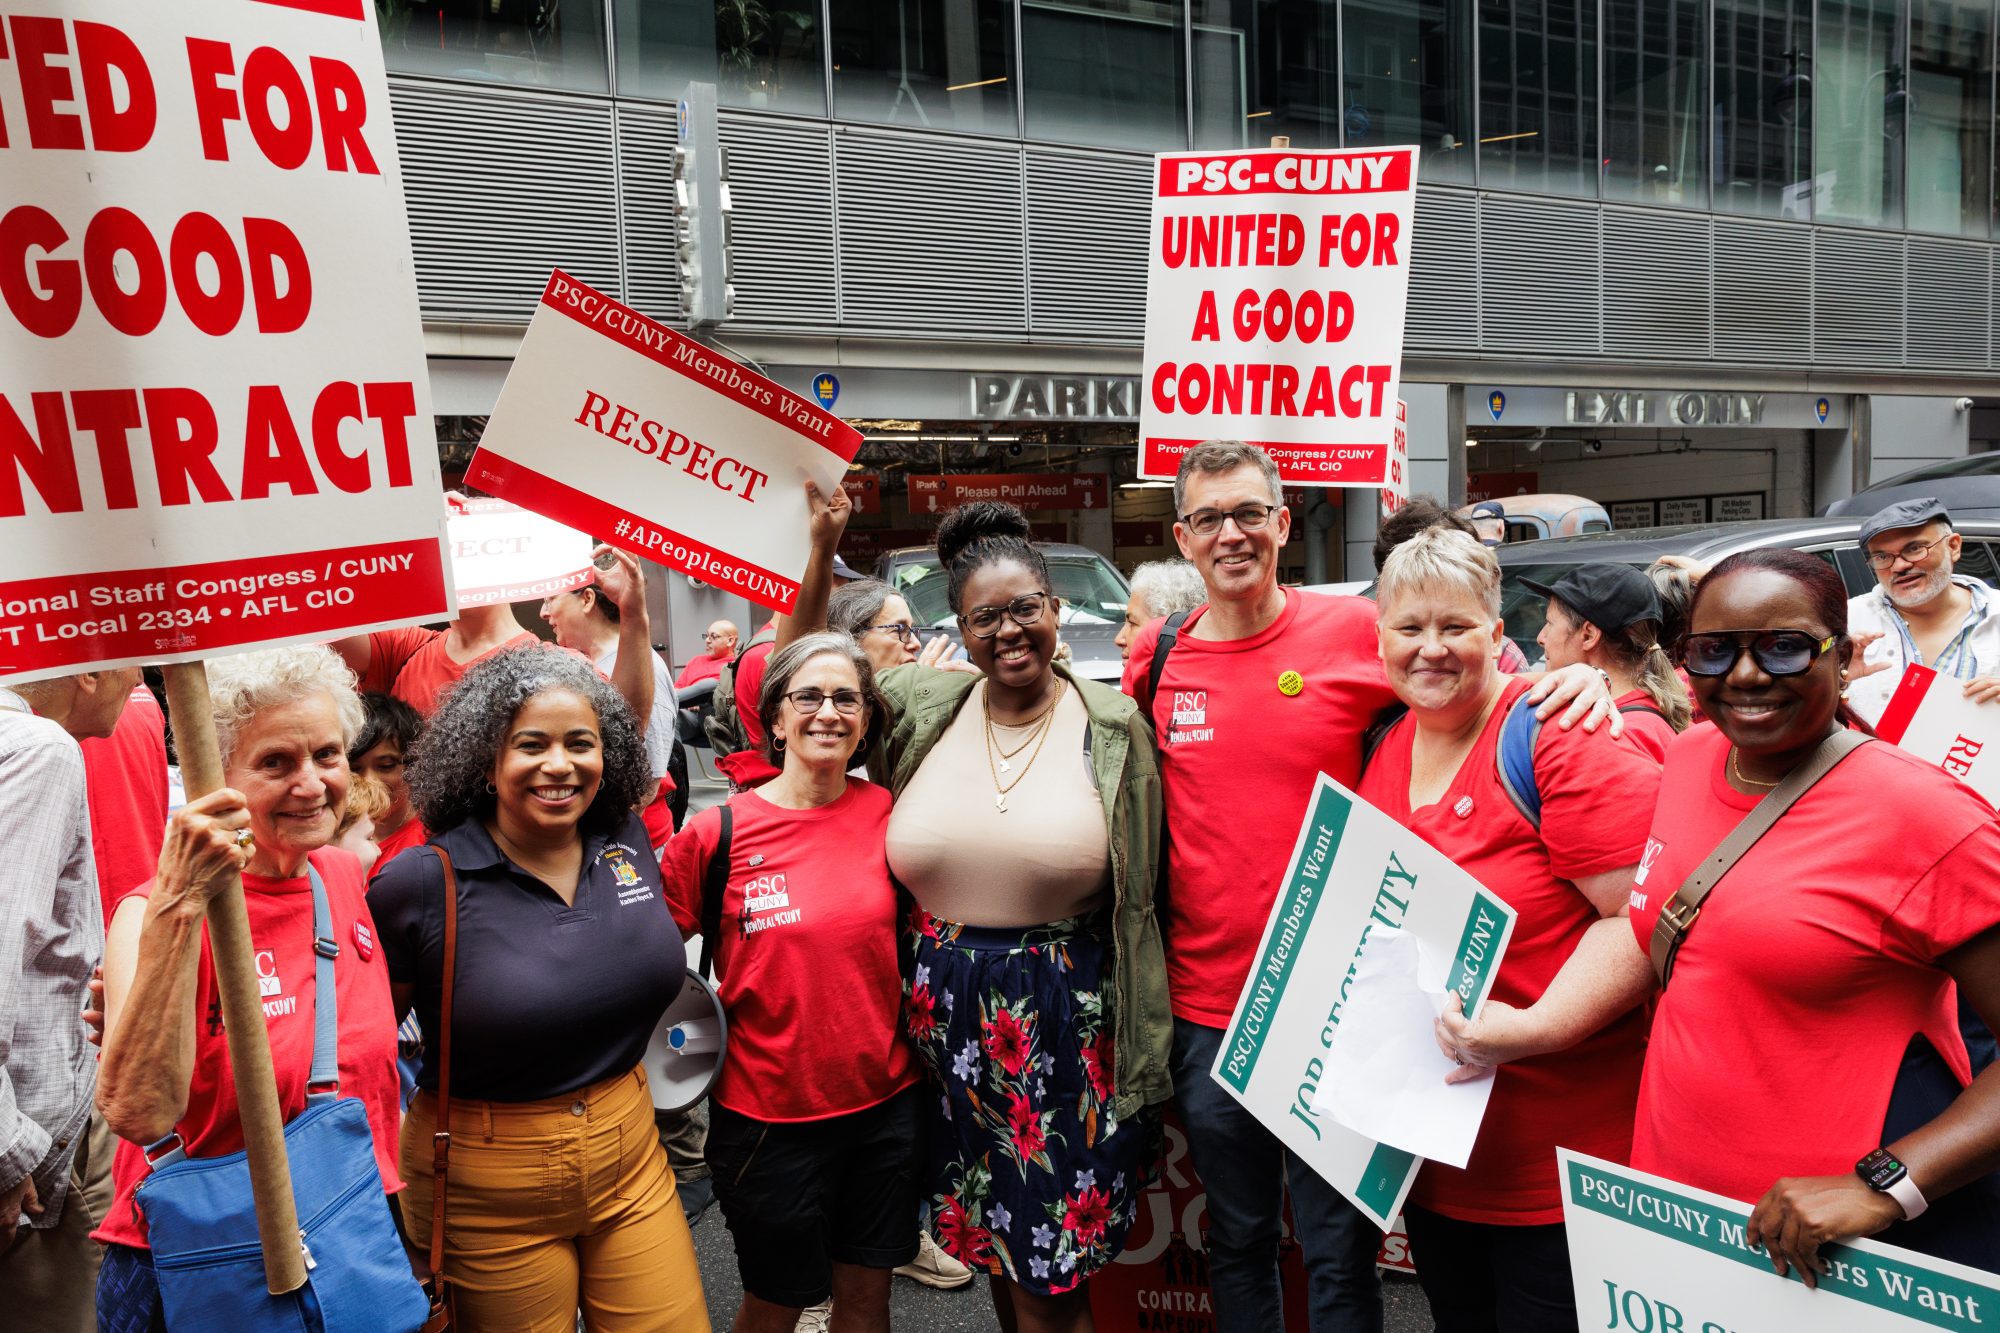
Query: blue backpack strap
306 862 340 1101
1494 691 1544 828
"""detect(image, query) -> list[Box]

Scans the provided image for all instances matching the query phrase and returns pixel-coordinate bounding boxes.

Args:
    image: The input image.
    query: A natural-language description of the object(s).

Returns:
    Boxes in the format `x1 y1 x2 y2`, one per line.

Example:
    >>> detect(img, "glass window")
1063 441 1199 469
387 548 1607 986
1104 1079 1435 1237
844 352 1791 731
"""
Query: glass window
1190 1 1337 150
1816 0 1907 227
830 0 1016 133
1603 0 1707 205
1343 0 1477 182
378 0 608 90
612 0 826 114
1477 0 1600 196
1713 0 1814 218
1908 0 1992 236
1022 0 1187 150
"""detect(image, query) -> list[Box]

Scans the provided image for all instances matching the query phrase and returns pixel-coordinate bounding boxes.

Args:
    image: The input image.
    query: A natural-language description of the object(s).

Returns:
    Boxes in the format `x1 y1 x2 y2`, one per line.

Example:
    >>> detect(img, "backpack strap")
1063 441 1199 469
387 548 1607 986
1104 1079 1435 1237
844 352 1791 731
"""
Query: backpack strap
1361 703 1411 768
698 805 734 978
1494 691 1545 828
427 845 462 1317
304 864 340 1101
1142 610 1193 720
1618 700 1668 720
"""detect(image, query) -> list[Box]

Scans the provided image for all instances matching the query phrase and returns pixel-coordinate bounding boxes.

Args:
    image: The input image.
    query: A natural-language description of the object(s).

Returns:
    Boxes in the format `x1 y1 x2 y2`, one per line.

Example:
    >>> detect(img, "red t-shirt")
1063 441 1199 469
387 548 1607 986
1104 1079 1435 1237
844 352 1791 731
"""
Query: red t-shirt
1629 725 2000 1204
1122 588 1400 1025
95 848 405 1249
1359 677 1660 1224
1613 688 1677 764
714 637 781 789
660 782 919 1122
80 684 169 918
368 817 430 880
362 627 545 717
674 654 726 688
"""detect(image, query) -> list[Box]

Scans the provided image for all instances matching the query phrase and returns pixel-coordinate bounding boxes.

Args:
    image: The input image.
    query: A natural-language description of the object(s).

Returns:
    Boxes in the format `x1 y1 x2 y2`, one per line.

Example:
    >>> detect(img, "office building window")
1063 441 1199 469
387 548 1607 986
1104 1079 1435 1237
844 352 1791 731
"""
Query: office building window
1908 0 1991 236
1190 1 1336 150
1713 0 1814 218
612 0 825 114
1022 0 1187 150
1603 0 1707 205
1816 0 1906 227
378 0 608 90
1478 0 1600 196
1342 0 1475 181
831 0 1016 133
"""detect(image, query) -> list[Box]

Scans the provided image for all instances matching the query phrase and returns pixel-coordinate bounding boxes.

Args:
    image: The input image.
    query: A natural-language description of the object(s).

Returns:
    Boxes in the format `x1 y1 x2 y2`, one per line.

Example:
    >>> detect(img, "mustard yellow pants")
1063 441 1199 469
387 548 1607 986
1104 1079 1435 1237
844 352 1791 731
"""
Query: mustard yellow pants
400 1065 709 1333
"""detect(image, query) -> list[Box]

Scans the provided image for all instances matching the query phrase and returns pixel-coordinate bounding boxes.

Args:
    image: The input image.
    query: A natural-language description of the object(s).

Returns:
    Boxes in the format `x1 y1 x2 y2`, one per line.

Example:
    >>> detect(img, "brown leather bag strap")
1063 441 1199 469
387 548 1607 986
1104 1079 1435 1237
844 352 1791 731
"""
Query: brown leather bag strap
427 845 460 1294
1650 730 1869 988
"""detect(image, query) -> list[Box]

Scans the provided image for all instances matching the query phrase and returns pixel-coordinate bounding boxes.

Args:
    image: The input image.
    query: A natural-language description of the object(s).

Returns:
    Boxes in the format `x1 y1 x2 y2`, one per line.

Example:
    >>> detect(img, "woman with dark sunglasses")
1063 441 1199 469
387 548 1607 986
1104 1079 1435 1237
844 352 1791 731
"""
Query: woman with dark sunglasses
1628 547 2000 1279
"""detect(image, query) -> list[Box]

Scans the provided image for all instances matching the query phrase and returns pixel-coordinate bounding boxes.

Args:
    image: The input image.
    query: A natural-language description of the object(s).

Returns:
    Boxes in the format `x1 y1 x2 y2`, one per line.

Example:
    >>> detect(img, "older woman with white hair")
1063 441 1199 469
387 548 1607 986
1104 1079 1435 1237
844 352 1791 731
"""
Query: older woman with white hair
93 646 407 1331
1356 528 1663 1333
1115 559 1206 663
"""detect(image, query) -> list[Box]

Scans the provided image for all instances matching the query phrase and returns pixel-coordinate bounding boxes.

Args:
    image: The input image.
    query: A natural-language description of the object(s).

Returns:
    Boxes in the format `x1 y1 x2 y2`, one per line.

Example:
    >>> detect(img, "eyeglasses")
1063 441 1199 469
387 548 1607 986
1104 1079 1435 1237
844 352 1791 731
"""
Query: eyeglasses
1681 630 1838 678
1179 504 1278 538
862 622 918 643
1864 537 1948 570
783 688 867 715
961 592 1056 639
701 631 731 641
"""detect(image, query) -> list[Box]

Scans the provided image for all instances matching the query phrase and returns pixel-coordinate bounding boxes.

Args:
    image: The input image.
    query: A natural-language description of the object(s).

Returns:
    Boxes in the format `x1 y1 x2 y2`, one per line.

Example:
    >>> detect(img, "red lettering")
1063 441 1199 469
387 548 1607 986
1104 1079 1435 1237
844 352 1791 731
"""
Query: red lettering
13 16 83 149
0 206 79 337
575 391 612 432
83 207 166 336
242 218 311 333
1374 211 1400 266
74 22 154 152
608 404 639 444
241 384 319 499
71 388 141 510
309 381 367 493
0 391 82 518
1190 290 1218 341
142 387 231 505
243 46 312 170
185 38 239 162
309 57 378 175
363 381 417 488
169 212 246 336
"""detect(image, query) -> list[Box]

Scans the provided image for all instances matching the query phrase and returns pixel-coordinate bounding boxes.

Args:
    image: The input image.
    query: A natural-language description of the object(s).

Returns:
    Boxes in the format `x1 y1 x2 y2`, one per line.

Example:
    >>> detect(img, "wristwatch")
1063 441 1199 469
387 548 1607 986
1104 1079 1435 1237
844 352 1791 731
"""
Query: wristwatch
1855 1148 1928 1221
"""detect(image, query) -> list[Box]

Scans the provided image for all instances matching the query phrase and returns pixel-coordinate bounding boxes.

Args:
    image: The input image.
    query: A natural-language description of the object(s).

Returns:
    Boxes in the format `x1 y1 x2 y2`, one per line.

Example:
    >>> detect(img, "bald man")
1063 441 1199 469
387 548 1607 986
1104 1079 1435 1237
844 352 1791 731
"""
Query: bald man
675 620 740 688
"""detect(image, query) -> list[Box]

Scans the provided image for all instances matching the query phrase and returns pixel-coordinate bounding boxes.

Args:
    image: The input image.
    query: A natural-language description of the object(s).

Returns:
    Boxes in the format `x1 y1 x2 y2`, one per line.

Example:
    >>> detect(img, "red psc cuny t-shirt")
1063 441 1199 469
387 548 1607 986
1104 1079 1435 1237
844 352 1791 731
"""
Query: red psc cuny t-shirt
659 781 918 1121
1629 725 2000 1204
1359 676 1661 1224
363 627 548 718
1613 688 1678 763
1121 588 1400 1026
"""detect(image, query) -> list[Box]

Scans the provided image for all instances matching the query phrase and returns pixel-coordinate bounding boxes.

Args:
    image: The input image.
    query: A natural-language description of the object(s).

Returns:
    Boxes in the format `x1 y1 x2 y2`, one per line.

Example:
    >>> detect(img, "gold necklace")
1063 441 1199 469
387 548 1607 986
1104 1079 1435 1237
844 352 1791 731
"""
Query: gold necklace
1729 747 1781 789
987 687 1064 763
983 680 1065 812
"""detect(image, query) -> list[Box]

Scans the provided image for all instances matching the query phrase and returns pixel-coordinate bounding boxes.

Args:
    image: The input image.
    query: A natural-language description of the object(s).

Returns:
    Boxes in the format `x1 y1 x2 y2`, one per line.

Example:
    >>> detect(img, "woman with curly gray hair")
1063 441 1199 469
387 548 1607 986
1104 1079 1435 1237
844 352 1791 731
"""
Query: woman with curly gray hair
368 649 707 1332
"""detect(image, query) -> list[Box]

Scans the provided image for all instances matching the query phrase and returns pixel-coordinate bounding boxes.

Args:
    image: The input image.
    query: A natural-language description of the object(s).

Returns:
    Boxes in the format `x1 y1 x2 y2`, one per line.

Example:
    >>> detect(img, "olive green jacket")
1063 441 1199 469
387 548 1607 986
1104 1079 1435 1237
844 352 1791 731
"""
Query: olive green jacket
872 661 1172 1118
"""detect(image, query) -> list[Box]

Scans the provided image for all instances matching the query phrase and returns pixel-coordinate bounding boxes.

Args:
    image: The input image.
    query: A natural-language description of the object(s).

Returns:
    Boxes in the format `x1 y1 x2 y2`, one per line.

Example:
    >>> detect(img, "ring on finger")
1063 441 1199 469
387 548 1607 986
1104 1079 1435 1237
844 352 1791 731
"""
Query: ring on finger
233 828 255 849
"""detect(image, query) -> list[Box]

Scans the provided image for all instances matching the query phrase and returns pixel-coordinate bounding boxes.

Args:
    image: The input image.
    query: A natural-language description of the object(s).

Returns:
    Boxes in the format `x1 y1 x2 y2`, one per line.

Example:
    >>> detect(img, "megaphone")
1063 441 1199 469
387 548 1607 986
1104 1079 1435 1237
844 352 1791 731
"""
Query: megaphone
645 968 728 1113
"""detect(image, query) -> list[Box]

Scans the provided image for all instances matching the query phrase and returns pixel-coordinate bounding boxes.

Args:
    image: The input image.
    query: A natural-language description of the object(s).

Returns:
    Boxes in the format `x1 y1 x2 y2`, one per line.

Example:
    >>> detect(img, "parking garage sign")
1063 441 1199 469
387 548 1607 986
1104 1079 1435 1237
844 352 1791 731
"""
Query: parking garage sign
1141 147 1419 486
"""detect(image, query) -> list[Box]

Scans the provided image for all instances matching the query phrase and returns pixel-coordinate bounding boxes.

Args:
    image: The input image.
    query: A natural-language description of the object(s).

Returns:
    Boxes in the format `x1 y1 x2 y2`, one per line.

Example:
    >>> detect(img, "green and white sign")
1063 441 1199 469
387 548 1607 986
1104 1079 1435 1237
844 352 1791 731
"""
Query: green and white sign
1211 774 1517 1231
1562 1150 2000 1331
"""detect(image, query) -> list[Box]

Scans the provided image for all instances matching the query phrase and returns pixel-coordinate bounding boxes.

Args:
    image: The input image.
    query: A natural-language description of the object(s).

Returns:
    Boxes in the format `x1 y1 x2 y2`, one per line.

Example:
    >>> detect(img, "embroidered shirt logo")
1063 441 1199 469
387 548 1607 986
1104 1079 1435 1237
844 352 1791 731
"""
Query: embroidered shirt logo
602 846 655 906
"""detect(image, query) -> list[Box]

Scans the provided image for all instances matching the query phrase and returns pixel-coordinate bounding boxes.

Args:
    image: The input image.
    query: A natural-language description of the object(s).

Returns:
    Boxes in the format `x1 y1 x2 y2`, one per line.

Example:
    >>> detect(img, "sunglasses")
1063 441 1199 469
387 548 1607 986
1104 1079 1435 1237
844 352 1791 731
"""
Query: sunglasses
1681 630 1838 678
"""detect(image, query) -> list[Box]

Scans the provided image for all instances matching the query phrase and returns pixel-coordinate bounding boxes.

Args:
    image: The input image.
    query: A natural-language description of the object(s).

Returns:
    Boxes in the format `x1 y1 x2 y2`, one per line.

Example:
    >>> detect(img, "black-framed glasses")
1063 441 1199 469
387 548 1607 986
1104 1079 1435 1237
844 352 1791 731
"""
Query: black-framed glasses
863 622 918 643
1179 504 1278 537
1682 630 1838 678
960 592 1056 639
783 688 867 715
1865 537 1948 570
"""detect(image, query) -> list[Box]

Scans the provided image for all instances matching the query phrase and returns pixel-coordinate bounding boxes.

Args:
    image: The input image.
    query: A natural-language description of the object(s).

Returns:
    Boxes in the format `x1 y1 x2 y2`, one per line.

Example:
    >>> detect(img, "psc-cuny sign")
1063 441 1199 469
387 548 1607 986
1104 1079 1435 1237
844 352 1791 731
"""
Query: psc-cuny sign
1876 664 2000 807
1141 147 1419 486
1379 400 1409 520
446 497 594 608
467 272 862 615
1562 1150 2000 1332
0 0 452 684
1212 773 1515 1231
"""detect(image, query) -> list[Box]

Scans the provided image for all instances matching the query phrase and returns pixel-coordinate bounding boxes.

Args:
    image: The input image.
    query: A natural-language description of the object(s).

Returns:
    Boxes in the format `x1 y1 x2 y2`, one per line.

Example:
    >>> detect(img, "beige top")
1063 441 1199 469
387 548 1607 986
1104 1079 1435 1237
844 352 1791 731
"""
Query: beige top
886 681 1111 928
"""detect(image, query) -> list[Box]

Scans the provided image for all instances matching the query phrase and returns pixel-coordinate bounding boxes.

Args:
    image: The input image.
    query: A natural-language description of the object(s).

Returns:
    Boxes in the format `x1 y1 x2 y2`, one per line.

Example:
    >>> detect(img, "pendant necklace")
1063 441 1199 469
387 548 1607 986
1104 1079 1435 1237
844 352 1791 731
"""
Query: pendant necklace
983 679 1065 812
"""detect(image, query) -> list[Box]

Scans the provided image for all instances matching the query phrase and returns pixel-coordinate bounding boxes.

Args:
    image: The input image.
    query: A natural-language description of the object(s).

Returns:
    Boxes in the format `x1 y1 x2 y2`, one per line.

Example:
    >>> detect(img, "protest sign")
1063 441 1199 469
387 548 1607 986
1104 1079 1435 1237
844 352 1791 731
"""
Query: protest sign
907 473 1109 514
1140 147 1418 486
467 272 861 615
446 497 594 608
1875 664 2000 806
1379 401 1409 520
1561 1150 2000 1332
0 0 452 686
1211 774 1516 1230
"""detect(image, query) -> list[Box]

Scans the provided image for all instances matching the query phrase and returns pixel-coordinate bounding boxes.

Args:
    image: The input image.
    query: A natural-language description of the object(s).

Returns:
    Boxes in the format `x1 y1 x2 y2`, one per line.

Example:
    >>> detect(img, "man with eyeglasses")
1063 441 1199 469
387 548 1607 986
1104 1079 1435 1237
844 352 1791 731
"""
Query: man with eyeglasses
1845 497 2000 727
675 620 741 688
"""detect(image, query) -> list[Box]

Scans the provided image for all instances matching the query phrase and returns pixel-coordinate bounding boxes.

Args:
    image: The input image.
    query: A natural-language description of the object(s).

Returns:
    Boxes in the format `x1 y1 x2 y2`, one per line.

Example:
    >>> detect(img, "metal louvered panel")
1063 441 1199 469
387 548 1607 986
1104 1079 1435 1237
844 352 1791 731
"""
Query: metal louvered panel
1712 220 1812 363
1600 209 1712 360
1814 230 1905 366
719 115 838 331
1026 148 1151 342
616 106 679 326
1906 238 1991 370
390 81 621 324
835 130 1027 336
1478 197 1600 356
1407 187 1478 353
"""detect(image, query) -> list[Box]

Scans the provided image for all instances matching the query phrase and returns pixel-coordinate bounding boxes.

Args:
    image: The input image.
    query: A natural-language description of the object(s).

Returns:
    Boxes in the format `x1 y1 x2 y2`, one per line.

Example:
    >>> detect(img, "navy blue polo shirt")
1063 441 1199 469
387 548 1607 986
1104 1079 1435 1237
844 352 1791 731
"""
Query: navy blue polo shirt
370 811 686 1103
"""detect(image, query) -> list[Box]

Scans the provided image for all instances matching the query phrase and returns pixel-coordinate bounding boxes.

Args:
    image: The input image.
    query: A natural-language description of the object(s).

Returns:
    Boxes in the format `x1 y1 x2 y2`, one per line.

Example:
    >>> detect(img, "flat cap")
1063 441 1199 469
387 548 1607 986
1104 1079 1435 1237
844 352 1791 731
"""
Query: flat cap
1469 500 1505 521
1859 497 1951 546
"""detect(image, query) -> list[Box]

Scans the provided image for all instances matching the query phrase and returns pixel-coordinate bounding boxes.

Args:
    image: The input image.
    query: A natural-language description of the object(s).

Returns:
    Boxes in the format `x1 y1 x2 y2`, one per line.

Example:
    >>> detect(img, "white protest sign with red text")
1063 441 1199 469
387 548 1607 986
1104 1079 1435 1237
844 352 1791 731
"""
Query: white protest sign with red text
446 497 593 609
0 0 452 684
468 272 861 615
1141 147 1418 486
1379 400 1409 520
1874 664 2000 806
907 473 1108 514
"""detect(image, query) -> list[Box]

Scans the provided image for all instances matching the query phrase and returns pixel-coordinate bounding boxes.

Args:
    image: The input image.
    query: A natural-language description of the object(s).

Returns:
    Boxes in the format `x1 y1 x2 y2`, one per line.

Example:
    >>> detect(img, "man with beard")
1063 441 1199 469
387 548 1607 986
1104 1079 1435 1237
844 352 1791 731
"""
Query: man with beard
1846 497 2000 727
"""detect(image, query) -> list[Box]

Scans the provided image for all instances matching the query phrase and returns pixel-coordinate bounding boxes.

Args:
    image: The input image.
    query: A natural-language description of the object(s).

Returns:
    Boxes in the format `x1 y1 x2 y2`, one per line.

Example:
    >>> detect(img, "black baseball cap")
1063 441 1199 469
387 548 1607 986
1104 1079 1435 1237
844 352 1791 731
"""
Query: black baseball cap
1522 563 1662 632
1468 501 1506 521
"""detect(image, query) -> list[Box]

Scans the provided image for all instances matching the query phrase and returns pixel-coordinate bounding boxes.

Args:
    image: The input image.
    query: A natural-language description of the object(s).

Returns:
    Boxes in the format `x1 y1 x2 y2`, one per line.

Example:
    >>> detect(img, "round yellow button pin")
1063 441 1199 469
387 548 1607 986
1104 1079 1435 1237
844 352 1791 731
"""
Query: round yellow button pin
1277 670 1304 697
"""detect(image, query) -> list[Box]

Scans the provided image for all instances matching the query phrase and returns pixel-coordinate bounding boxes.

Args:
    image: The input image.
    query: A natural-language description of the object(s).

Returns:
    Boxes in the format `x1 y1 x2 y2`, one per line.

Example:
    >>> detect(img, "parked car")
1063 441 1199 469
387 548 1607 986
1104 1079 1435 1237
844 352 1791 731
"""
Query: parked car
877 542 1132 682
1824 452 2000 521
1458 493 1613 542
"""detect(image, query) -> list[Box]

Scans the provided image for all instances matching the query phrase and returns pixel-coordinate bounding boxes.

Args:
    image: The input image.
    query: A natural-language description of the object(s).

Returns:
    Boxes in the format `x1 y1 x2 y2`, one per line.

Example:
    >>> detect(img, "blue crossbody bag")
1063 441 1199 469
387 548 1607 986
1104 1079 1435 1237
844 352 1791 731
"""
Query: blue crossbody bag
134 866 430 1332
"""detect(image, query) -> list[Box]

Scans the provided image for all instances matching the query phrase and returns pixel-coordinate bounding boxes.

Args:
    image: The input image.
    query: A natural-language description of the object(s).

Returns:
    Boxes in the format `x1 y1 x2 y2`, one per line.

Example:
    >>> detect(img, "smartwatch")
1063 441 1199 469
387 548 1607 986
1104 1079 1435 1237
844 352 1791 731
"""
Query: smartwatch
1856 1148 1928 1221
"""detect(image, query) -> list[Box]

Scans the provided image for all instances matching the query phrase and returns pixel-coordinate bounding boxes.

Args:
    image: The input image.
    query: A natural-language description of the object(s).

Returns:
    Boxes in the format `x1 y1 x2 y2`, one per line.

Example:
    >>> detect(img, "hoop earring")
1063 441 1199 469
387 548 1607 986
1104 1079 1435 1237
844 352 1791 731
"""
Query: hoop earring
773 737 786 753
484 780 497 794
853 735 869 757
1839 669 1851 698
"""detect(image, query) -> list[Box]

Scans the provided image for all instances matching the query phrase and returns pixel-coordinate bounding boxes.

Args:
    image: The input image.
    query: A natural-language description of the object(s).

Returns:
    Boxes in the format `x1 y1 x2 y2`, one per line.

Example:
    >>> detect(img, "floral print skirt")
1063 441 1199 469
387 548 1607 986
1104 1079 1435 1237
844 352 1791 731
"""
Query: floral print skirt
905 909 1159 1296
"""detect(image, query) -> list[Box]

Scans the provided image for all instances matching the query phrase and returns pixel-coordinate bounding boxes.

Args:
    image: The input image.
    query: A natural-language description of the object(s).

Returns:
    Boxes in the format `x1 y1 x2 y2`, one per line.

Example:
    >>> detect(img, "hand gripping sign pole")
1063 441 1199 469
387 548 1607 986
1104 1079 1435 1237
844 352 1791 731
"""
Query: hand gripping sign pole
161 663 307 1295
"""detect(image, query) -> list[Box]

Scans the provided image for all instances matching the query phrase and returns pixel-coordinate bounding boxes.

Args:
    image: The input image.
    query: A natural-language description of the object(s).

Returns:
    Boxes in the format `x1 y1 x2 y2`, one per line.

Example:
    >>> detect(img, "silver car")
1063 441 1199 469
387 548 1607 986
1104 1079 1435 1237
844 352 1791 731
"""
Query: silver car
877 542 1133 683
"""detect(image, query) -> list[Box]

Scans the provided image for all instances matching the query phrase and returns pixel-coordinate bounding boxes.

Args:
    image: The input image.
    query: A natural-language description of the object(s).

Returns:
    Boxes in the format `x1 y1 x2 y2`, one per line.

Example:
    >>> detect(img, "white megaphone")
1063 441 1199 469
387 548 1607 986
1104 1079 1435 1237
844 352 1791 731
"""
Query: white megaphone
645 968 728 1113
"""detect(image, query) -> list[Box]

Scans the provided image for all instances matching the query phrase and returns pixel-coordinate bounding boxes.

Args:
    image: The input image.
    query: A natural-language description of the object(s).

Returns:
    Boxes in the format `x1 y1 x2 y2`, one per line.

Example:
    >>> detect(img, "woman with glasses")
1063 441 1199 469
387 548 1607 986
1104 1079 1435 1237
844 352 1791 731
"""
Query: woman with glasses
829 579 960 677
794 490 1169 1333
1629 547 2000 1276
659 631 923 1333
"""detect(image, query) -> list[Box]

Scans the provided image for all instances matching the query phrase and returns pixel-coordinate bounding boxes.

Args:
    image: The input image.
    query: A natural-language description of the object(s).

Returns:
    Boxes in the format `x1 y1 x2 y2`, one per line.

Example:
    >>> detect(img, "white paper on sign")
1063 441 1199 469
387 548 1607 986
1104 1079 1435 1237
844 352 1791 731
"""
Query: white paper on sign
1311 927 1497 1168
446 498 595 609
